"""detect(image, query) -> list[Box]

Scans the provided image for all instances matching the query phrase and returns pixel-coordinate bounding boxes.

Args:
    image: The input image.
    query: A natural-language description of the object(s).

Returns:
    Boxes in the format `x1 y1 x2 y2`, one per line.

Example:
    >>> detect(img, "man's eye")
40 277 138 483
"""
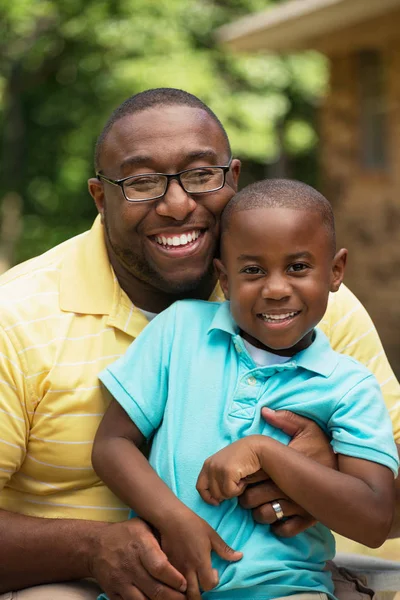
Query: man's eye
126 176 160 190
242 266 263 275
185 170 214 182
288 263 309 273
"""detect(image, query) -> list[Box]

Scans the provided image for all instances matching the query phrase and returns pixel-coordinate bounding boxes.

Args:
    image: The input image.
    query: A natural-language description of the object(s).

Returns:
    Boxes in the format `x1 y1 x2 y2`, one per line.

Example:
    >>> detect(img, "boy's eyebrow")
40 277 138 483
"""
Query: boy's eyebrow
286 251 314 261
236 251 315 262
237 254 262 262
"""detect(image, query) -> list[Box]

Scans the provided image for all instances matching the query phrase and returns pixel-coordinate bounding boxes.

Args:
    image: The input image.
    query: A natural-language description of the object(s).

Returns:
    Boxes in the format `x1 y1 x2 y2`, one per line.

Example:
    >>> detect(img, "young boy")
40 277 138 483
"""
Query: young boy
93 179 398 600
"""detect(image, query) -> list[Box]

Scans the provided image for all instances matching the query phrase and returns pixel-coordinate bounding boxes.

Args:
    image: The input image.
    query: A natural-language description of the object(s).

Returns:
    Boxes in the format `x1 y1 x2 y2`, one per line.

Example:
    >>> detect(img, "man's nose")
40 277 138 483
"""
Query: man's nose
155 179 197 221
261 275 291 300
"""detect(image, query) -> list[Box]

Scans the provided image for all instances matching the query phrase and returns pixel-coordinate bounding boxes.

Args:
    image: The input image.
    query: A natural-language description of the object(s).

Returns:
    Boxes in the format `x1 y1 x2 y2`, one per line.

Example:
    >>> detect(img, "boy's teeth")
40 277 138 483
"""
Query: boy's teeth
261 311 298 322
155 230 200 247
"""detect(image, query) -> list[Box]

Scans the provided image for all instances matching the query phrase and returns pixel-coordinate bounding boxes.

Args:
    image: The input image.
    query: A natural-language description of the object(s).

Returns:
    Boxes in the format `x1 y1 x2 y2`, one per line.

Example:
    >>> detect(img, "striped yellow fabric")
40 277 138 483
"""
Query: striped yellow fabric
0 217 398 559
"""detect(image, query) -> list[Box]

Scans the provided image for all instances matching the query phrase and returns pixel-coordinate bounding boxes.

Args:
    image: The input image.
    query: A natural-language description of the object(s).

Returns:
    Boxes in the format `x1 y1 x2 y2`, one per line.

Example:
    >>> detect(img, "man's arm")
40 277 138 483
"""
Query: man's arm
389 444 400 537
0 509 187 598
0 324 186 598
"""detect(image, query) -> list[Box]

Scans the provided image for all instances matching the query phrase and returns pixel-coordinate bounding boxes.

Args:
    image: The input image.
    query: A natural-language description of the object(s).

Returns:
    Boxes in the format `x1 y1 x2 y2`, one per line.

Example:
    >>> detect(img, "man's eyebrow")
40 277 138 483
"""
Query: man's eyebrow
184 149 221 162
120 155 153 170
119 149 224 173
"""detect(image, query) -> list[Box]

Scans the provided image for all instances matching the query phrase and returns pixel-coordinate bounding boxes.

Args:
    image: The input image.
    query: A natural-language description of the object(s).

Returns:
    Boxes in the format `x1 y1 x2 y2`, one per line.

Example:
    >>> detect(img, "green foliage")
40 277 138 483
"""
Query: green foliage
0 0 327 263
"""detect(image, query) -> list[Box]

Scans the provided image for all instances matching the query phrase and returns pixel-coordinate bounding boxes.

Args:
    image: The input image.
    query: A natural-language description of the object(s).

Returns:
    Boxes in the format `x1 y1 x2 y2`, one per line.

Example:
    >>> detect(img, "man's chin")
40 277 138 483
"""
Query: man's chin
153 271 212 295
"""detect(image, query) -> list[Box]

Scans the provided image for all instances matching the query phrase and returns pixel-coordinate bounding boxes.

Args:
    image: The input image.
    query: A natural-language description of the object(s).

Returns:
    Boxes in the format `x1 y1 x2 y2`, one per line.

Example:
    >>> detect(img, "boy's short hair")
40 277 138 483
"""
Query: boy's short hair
221 178 336 255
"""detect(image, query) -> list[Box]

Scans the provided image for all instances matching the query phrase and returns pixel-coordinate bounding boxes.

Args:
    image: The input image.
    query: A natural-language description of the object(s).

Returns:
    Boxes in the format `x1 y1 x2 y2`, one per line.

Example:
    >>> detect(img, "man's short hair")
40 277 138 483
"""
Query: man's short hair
95 88 231 171
221 178 336 254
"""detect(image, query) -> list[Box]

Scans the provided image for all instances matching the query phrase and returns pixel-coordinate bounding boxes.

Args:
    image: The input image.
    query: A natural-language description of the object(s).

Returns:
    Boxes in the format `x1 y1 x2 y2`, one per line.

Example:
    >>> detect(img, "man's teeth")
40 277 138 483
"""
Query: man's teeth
261 312 298 322
155 230 201 247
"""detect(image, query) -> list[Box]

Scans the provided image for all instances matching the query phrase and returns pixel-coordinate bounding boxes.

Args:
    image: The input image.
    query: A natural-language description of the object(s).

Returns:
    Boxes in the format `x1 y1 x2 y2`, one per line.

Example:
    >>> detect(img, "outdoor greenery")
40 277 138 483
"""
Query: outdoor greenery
0 0 327 265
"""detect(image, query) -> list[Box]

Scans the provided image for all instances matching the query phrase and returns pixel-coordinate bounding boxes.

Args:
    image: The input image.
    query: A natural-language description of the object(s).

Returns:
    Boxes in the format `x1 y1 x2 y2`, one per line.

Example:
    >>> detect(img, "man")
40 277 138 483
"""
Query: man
0 88 398 600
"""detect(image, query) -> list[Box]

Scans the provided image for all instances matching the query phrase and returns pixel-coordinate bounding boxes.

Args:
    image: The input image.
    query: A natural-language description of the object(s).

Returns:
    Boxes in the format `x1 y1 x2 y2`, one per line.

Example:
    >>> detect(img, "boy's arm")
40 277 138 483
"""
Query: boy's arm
92 400 242 600
197 436 395 548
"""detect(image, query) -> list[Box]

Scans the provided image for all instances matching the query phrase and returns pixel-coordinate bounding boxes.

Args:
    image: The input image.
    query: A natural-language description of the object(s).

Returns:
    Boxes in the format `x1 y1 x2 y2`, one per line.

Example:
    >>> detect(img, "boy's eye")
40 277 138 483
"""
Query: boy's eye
288 263 309 273
241 266 263 275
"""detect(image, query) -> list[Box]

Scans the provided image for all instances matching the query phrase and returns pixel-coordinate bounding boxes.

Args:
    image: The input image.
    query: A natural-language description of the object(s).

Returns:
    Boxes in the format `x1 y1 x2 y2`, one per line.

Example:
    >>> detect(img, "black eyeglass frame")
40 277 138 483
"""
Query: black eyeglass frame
96 157 233 203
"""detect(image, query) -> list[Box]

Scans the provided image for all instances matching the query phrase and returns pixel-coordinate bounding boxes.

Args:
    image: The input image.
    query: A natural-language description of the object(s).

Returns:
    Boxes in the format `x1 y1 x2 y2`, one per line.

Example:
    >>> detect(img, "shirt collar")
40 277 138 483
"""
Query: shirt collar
208 301 339 378
60 216 225 339
60 216 115 315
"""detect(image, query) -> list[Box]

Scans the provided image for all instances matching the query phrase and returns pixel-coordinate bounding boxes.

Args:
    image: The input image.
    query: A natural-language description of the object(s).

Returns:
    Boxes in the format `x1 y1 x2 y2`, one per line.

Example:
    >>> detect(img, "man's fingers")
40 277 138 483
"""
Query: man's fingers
261 407 309 438
242 468 269 485
251 499 305 525
239 480 287 510
271 515 317 538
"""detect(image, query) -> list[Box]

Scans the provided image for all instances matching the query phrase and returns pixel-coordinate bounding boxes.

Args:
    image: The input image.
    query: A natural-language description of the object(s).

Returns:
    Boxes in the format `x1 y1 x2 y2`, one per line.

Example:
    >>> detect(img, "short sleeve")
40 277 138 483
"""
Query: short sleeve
99 303 178 438
321 285 400 441
328 372 399 476
0 326 30 490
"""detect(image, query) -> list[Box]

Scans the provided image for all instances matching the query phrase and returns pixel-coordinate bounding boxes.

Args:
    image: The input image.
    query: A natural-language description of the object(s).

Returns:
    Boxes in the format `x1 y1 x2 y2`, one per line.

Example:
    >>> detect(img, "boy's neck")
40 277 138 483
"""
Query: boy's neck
240 329 316 357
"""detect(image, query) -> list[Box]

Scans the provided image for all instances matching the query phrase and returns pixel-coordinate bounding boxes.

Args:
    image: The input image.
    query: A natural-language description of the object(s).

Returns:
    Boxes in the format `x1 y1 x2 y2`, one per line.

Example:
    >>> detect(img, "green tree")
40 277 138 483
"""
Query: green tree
0 0 327 265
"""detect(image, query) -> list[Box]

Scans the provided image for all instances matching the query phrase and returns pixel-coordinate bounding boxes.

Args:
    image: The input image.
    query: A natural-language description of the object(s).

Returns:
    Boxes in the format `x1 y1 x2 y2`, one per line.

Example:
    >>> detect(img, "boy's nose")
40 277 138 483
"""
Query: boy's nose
155 180 197 221
261 276 291 301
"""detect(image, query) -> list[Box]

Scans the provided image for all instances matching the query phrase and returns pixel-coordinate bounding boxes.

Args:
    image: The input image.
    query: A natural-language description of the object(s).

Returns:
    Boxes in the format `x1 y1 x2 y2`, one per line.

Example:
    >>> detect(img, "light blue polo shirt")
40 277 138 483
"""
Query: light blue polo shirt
99 300 398 600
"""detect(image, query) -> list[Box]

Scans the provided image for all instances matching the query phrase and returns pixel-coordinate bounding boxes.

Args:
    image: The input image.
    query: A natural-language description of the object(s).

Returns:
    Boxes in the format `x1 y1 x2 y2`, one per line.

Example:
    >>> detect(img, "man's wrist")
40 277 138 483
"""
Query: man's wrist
77 521 110 578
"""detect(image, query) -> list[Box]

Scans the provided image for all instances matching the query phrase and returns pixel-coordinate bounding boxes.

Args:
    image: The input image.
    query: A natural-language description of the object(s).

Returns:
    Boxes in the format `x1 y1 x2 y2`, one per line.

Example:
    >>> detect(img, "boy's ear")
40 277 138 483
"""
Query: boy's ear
330 248 347 292
214 258 230 300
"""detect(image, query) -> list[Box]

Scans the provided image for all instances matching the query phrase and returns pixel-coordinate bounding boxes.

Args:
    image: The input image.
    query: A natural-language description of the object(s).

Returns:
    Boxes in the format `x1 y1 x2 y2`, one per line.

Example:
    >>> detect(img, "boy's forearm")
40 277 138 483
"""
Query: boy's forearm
252 436 393 547
92 437 188 530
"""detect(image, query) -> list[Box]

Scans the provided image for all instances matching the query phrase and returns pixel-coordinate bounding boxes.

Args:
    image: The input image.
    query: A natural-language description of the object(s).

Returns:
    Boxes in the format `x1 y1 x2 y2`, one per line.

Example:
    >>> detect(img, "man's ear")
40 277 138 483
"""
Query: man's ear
330 248 347 292
214 258 230 300
229 158 241 192
88 178 105 223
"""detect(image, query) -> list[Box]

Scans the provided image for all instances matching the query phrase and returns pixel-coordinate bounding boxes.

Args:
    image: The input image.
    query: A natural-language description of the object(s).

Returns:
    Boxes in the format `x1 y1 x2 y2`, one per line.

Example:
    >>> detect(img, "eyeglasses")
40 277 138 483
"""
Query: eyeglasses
96 158 233 203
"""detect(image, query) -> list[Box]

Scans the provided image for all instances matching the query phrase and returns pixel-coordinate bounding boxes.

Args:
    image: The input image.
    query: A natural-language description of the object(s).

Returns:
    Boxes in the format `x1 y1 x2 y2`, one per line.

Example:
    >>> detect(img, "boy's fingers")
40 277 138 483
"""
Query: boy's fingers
185 571 202 600
197 560 219 592
196 472 221 505
210 531 243 562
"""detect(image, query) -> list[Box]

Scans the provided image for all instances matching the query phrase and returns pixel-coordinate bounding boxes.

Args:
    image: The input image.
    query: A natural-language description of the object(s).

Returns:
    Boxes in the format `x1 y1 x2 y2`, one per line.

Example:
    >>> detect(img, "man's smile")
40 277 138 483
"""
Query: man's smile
147 229 208 258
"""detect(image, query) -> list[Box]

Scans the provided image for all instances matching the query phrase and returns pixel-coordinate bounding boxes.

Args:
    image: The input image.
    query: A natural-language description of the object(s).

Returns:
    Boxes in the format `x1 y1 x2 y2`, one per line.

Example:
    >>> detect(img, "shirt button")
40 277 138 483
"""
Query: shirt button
247 376 257 386
234 342 242 353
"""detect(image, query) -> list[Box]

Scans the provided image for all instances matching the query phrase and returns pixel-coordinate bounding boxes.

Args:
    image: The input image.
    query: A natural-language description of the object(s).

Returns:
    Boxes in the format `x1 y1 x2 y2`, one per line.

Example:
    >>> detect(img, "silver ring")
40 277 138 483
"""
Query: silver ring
271 501 284 521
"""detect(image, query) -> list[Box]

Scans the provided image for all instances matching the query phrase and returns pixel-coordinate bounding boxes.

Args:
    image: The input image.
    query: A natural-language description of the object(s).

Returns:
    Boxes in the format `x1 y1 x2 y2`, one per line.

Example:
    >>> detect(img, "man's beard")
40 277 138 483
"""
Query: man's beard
104 214 216 295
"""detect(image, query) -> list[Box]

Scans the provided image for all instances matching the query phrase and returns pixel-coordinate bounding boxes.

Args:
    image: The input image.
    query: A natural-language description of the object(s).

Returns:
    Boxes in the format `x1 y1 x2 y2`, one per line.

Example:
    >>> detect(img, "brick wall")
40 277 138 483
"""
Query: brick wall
320 39 400 376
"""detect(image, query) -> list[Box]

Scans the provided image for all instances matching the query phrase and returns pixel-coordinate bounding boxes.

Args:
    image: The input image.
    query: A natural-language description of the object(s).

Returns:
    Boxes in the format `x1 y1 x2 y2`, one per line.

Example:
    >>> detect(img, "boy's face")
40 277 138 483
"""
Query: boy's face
216 206 347 356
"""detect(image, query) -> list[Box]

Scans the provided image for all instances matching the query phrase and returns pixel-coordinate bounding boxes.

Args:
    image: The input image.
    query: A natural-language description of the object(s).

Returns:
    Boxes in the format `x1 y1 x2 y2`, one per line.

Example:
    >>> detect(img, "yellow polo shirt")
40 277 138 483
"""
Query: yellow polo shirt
0 217 398 559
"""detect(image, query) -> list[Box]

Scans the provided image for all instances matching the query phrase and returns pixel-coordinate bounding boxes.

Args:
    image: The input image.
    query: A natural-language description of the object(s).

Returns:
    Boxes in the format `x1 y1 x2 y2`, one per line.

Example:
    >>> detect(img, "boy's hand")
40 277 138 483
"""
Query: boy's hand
160 511 242 600
196 437 263 504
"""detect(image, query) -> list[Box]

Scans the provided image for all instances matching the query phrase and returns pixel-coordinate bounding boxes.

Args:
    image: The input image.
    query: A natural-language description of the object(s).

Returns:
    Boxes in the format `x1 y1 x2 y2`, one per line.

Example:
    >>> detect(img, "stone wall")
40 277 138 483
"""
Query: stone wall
320 38 400 376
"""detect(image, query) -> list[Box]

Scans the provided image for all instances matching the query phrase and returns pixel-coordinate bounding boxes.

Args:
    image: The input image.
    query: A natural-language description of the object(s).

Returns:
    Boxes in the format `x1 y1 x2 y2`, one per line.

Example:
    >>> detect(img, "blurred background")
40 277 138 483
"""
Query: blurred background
0 0 399 375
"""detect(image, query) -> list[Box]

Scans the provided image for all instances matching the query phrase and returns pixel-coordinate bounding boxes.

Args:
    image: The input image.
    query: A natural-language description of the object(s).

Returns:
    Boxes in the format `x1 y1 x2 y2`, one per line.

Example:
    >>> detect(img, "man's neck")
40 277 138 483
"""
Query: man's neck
108 252 218 314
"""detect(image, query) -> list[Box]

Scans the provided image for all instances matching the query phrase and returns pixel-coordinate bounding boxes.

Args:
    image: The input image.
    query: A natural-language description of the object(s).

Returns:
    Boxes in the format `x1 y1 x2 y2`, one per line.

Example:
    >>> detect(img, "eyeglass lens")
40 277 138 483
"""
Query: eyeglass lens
123 167 225 200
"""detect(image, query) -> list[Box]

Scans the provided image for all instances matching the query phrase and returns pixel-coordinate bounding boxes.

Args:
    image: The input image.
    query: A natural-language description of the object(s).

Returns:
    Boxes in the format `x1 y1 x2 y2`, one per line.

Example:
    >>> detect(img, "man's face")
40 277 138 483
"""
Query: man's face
217 207 346 355
89 106 240 294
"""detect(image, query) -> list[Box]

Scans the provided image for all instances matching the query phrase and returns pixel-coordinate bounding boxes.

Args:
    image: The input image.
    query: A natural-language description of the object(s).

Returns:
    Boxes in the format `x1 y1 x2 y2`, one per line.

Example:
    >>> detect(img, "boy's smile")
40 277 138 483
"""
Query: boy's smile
217 207 346 356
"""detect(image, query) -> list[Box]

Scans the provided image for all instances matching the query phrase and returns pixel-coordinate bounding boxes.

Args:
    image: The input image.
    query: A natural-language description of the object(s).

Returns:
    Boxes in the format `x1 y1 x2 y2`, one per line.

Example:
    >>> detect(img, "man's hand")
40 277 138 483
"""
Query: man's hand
160 510 242 600
239 408 337 537
89 518 188 600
